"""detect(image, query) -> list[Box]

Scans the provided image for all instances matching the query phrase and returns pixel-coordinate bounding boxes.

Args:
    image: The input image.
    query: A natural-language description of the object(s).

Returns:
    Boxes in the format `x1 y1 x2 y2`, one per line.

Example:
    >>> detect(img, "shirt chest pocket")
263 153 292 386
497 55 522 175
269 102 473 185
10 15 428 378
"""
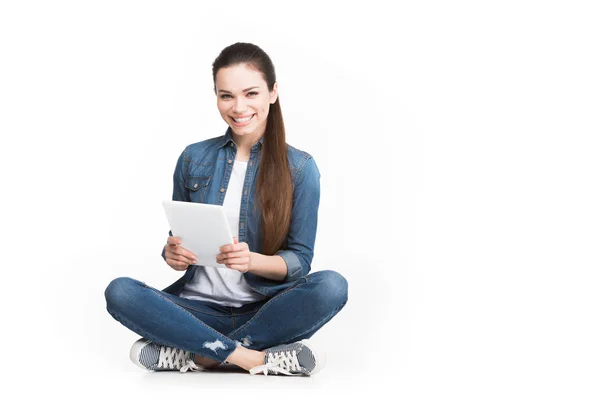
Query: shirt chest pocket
185 176 211 203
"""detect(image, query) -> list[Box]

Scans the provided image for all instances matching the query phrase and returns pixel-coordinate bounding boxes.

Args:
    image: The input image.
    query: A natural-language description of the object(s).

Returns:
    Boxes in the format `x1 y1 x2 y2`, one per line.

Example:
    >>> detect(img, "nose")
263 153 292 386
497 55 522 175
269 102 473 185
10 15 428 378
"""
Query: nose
232 97 247 113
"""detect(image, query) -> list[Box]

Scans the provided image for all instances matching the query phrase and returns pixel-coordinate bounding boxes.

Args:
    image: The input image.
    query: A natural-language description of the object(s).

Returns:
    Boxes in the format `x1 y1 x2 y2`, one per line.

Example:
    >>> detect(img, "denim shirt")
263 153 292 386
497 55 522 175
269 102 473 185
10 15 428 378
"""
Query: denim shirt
161 128 321 298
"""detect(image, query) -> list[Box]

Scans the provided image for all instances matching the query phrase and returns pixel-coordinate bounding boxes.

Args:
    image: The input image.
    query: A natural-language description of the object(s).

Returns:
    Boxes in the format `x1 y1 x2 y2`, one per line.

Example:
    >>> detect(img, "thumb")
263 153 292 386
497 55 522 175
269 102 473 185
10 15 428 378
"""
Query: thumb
233 236 239 244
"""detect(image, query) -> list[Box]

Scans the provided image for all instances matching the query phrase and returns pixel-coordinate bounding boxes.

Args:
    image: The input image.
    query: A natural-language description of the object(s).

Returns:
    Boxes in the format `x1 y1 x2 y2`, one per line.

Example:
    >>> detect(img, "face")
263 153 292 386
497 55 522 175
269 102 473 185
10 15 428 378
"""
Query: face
215 63 278 141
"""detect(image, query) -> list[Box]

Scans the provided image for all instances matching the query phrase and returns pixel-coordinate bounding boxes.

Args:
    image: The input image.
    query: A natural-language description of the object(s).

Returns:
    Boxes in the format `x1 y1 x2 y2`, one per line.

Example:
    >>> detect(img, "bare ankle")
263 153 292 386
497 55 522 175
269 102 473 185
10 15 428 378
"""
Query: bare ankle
193 354 221 369
225 347 266 371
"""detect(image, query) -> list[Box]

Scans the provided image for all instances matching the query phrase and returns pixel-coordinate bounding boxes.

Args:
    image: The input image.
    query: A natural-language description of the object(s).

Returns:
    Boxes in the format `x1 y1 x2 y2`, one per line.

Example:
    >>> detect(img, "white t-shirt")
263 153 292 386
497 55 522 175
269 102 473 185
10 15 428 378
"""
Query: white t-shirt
179 160 267 307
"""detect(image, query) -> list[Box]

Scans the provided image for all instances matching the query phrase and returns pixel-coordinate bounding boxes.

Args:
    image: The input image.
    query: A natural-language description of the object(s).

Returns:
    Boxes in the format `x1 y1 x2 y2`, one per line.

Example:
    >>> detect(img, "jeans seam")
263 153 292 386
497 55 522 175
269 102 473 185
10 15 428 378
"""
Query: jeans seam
143 285 237 347
107 307 188 354
231 308 263 316
282 298 347 345
149 287 230 317
226 277 309 339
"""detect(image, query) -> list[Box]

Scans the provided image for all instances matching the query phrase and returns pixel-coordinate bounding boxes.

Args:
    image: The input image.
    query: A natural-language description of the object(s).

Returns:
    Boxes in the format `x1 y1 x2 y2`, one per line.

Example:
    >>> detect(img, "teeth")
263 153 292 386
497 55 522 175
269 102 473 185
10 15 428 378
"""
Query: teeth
234 115 253 123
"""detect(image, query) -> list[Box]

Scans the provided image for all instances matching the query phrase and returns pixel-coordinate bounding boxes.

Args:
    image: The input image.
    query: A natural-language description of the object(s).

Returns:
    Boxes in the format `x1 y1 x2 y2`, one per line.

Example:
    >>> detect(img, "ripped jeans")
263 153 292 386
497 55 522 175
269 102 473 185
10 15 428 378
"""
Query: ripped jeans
104 270 348 362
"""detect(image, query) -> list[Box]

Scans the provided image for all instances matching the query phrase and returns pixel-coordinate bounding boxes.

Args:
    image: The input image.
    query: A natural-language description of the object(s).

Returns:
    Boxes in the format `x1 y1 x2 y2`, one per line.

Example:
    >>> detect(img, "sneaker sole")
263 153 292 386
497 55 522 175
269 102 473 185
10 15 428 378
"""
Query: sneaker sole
130 338 153 370
299 340 327 375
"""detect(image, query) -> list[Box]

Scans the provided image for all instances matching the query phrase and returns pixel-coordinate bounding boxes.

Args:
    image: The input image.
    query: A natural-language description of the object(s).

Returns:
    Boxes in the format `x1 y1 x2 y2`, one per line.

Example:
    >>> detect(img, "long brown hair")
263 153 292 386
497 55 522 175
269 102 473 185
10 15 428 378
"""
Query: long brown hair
212 43 293 255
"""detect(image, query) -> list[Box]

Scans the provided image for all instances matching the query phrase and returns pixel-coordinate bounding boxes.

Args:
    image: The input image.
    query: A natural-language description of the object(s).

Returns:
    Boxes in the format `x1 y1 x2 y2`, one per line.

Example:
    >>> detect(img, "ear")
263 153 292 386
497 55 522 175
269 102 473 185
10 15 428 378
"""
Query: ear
270 82 278 104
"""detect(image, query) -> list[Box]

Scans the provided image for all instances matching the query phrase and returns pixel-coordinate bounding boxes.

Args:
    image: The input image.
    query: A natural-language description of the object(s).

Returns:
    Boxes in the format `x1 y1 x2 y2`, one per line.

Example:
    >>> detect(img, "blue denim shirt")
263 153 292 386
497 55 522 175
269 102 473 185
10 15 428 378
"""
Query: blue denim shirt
161 128 321 298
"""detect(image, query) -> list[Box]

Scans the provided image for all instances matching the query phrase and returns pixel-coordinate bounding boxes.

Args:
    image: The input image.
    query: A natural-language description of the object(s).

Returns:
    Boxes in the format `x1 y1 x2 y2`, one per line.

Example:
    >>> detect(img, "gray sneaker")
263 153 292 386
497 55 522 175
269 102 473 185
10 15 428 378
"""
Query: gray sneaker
129 338 205 372
249 340 326 376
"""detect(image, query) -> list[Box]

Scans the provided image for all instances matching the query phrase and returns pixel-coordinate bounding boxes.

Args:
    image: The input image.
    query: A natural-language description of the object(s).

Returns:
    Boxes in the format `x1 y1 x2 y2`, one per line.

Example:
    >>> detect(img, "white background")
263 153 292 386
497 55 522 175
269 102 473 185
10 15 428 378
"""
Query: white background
1 1 599 398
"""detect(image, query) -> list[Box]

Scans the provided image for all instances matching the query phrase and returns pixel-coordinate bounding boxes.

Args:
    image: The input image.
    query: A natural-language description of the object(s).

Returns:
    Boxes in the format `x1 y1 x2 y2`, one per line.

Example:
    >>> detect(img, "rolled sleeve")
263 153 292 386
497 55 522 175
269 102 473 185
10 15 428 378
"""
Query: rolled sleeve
277 156 321 282
275 249 303 281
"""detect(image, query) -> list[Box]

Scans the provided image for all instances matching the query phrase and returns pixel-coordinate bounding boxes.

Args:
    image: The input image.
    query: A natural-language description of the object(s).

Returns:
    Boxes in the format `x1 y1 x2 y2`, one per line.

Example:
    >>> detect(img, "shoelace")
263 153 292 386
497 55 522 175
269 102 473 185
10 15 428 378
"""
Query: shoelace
249 350 301 376
157 346 205 373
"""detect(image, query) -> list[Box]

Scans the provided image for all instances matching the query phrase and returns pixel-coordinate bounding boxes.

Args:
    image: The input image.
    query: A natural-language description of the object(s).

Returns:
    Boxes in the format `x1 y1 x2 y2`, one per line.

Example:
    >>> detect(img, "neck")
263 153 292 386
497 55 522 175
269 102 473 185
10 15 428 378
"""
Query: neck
232 130 264 154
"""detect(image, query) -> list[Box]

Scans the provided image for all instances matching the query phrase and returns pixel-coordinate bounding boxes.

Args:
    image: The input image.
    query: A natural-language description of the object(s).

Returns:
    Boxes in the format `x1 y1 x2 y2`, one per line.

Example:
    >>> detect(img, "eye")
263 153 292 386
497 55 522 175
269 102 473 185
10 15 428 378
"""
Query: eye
220 94 232 99
247 91 258 96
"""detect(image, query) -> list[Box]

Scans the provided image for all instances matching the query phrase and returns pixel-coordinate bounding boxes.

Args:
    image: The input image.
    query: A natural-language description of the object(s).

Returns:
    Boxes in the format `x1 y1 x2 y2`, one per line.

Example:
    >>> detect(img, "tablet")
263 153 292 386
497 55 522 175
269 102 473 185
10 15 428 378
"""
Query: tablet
162 200 234 269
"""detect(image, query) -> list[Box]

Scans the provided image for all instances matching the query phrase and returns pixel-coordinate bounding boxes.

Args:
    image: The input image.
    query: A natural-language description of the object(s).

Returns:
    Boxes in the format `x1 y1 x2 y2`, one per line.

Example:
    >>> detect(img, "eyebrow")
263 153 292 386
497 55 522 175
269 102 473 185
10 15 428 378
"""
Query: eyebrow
218 86 260 94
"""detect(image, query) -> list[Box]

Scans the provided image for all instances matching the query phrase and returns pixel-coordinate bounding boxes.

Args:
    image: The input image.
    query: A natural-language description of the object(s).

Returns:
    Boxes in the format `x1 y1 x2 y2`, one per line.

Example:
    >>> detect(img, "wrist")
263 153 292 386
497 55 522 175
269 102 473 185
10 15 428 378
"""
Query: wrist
248 252 257 273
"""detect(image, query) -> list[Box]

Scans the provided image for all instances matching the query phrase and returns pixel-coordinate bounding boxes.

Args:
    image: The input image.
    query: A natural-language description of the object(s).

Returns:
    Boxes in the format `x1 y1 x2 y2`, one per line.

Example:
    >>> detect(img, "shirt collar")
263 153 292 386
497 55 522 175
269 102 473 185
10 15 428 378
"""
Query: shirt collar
218 127 265 149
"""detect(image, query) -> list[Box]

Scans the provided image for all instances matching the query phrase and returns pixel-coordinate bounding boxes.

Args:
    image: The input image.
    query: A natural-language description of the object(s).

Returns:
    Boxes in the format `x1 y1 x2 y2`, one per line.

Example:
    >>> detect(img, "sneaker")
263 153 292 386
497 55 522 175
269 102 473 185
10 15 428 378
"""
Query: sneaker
129 338 205 372
249 340 326 376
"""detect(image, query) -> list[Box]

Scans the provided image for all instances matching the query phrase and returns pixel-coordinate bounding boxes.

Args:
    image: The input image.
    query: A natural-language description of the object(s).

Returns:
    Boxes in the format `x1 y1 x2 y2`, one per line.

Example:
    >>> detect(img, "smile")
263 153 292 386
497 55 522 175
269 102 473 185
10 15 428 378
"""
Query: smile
231 114 255 126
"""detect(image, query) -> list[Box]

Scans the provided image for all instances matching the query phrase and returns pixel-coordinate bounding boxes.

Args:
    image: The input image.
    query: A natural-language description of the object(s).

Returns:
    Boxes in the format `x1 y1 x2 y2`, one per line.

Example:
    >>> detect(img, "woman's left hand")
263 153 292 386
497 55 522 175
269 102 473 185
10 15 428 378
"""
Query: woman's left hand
216 237 253 273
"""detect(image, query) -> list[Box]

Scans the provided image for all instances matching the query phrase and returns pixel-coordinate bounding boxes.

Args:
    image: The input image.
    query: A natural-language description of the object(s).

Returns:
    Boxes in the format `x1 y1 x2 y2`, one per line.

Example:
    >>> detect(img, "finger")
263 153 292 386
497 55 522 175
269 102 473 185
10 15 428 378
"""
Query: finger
220 241 243 253
172 245 195 257
172 253 196 264
167 236 182 246
233 236 239 244
219 250 248 260
180 250 197 263
183 249 197 260
223 257 250 265
220 243 246 253
169 261 188 271
172 248 197 263
179 254 196 264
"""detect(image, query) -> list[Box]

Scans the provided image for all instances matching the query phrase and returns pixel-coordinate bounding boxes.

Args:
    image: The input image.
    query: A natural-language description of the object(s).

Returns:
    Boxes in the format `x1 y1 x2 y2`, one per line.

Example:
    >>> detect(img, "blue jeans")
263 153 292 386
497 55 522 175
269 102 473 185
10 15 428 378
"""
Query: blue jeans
104 270 348 362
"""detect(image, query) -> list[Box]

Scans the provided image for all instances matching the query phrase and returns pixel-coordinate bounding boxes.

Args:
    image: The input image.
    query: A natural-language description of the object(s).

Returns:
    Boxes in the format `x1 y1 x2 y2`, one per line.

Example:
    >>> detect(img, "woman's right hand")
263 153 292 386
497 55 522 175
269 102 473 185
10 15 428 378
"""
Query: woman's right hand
164 236 197 271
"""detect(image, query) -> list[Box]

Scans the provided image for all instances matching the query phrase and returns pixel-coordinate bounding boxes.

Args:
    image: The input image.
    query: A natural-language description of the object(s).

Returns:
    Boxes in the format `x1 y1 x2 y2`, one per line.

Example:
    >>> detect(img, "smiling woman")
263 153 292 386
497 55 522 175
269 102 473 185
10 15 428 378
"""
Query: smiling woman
212 60 290 256
104 42 348 377
216 79 272 134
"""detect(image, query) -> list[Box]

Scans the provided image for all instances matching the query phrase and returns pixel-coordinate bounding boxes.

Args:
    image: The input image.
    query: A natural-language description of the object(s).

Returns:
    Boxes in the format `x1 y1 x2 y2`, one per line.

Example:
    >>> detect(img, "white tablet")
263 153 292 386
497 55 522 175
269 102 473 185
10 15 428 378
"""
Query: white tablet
162 200 234 269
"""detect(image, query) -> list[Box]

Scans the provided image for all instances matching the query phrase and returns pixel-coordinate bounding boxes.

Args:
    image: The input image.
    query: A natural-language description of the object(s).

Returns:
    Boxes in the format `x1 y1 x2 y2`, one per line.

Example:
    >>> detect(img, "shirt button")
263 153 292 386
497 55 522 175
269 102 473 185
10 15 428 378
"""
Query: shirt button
230 143 234 147
228 159 232 164
193 183 198 188
249 161 253 166
220 188 225 193
241 222 245 228
244 189 248 195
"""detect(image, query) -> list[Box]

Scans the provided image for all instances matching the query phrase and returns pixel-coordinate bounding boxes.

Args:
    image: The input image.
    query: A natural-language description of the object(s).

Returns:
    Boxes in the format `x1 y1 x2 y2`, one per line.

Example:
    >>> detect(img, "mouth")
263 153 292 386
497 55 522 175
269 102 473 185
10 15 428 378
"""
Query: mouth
231 114 255 127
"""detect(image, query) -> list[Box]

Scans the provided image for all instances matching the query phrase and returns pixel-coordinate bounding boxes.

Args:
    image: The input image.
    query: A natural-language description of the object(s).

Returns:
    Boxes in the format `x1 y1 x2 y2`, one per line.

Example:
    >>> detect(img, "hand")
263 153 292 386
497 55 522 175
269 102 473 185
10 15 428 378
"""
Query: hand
216 237 253 273
164 236 197 271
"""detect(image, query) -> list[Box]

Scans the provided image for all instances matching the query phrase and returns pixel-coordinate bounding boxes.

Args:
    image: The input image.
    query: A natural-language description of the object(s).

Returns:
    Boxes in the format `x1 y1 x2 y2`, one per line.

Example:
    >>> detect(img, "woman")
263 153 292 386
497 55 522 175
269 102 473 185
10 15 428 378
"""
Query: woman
105 42 348 376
